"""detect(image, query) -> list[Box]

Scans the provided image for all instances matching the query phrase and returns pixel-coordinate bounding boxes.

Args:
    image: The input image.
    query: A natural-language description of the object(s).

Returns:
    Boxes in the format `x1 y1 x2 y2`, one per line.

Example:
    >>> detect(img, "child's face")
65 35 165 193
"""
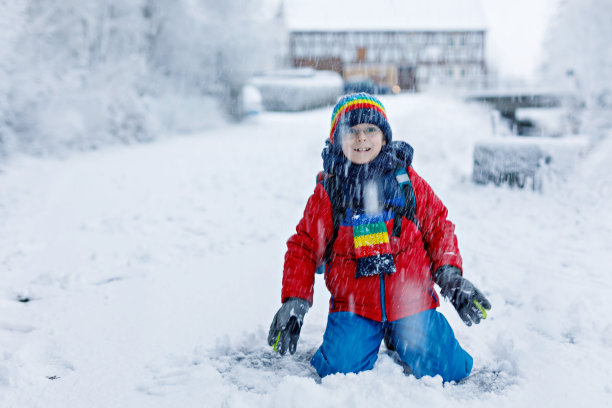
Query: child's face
341 123 386 164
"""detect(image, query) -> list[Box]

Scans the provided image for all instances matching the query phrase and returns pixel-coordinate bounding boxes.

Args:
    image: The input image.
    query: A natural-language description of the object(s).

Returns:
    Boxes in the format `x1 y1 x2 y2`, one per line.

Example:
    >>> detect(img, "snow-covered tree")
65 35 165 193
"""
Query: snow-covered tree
5 1 152 154
146 0 280 93
0 0 281 159
539 0 612 137
0 1 27 157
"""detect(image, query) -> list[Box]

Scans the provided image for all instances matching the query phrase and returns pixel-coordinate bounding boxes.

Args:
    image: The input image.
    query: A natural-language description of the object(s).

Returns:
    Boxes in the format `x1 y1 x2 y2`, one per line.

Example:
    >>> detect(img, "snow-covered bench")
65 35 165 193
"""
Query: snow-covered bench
472 136 589 190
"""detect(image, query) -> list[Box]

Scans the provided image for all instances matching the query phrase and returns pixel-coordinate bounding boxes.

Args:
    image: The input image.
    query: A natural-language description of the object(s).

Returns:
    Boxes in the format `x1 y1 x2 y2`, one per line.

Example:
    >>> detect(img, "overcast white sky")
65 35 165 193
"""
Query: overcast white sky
481 0 561 82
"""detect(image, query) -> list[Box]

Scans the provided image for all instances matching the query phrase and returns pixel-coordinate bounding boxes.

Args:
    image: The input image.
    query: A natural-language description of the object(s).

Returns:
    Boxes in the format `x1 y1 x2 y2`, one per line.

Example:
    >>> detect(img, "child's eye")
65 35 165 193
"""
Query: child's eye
366 127 378 133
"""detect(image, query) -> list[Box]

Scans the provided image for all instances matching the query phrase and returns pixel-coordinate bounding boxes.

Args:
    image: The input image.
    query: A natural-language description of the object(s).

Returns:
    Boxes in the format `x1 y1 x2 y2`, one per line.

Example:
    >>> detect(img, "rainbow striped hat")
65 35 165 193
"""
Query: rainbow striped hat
329 93 392 145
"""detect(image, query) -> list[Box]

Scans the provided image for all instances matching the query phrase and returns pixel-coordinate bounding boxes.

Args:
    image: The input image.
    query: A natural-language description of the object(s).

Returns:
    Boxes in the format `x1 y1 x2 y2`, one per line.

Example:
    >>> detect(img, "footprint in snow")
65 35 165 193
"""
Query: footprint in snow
207 342 320 393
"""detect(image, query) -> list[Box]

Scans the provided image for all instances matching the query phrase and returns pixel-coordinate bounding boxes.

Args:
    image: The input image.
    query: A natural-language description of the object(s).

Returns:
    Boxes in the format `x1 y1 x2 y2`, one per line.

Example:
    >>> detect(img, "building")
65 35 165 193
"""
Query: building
282 0 487 92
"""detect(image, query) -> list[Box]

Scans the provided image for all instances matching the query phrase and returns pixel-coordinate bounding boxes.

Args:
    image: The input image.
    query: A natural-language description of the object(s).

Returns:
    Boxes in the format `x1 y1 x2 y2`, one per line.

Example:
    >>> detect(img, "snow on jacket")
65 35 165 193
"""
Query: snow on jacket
281 142 463 322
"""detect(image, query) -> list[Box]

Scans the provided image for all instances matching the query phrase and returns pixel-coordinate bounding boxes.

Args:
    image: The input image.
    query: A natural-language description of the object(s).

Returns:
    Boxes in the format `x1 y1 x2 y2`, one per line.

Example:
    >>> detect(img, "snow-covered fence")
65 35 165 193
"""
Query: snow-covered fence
472 136 589 190
249 68 343 112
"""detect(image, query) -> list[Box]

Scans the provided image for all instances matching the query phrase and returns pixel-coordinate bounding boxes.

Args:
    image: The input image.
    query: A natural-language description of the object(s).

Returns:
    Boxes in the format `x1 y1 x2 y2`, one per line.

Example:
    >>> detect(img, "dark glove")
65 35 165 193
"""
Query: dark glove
267 297 310 355
435 266 491 326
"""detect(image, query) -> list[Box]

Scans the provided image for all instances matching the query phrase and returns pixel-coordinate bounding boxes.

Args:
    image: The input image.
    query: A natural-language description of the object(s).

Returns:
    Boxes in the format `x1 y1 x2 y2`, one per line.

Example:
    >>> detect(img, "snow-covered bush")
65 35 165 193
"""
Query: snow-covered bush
250 69 343 111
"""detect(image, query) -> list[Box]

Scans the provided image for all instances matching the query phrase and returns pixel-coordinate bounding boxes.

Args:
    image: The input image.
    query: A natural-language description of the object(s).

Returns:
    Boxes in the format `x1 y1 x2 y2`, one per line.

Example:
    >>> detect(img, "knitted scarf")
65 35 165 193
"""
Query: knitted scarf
352 210 395 277
322 140 414 278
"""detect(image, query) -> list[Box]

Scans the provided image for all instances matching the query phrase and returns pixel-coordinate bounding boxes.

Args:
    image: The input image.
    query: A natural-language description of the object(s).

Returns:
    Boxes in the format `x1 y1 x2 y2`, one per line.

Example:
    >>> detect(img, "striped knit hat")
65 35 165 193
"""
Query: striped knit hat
329 93 392 146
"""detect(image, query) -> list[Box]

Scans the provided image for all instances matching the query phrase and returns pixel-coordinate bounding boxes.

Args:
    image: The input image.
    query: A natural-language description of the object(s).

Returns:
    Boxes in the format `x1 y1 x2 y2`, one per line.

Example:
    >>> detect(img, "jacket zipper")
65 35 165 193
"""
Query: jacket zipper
379 273 387 322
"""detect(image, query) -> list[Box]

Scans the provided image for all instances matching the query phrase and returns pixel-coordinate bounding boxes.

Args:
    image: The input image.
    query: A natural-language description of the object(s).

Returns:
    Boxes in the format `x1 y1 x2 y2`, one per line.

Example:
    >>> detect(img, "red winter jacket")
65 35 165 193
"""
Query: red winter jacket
281 167 463 322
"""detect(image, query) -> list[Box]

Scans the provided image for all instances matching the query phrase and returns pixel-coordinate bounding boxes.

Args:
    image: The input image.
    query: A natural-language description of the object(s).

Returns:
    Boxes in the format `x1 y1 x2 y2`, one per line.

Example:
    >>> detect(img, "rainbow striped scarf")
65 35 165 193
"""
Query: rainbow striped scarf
352 211 396 278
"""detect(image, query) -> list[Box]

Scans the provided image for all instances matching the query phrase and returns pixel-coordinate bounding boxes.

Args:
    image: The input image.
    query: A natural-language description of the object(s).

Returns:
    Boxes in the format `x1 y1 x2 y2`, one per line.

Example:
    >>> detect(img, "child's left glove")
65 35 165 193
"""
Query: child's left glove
435 266 491 326
268 297 310 355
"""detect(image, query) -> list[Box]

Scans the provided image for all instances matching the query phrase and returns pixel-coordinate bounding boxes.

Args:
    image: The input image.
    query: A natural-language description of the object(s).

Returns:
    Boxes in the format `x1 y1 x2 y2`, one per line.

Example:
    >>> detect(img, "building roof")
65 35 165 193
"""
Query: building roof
284 0 487 32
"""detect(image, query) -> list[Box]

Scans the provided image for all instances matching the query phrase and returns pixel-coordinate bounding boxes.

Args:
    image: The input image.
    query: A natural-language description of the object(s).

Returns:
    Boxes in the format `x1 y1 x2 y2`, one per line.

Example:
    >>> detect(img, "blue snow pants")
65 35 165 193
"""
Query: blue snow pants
310 310 473 382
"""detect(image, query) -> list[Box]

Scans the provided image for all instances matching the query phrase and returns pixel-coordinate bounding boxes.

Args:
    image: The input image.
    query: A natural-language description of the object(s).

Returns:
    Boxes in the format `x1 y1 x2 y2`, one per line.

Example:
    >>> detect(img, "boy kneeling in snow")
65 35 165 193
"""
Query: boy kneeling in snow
269 93 491 382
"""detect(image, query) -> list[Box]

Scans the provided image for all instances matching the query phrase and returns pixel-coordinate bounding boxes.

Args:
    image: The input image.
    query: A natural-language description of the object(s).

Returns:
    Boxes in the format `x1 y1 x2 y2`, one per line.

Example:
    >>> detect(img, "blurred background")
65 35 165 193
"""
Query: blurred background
0 0 610 161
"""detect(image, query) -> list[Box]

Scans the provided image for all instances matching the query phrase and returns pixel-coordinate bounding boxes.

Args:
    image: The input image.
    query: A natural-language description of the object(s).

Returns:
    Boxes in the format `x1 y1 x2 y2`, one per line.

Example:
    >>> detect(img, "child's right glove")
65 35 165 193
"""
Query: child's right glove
435 266 491 326
268 297 310 355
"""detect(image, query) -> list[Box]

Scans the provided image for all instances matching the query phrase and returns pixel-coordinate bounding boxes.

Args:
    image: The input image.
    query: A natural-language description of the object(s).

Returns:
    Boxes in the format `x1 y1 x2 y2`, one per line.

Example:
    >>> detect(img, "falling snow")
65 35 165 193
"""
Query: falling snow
1 93 611 407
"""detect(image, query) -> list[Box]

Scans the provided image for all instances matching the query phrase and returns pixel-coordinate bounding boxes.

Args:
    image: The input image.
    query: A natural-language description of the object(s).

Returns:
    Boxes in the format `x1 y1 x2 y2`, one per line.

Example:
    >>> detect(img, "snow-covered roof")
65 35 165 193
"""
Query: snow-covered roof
284 0 487 32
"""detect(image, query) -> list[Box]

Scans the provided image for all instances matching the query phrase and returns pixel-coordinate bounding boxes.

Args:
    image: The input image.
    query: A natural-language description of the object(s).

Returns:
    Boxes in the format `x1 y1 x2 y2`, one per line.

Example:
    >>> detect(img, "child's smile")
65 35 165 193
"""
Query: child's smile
341 123 386 164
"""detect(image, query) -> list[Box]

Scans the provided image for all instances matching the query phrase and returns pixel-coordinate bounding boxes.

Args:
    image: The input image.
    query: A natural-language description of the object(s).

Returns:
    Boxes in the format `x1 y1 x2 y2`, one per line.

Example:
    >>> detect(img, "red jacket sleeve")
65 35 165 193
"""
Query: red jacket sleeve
281 183 334 305
409 167 463 274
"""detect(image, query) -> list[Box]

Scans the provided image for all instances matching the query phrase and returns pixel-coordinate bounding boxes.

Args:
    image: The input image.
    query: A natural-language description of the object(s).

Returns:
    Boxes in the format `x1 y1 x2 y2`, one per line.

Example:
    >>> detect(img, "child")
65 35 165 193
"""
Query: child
268 93 491 382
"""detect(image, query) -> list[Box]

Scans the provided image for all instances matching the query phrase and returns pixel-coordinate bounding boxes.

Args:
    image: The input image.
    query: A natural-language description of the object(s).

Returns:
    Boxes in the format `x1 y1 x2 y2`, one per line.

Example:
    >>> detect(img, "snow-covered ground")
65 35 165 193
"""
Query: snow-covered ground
1 93 611 407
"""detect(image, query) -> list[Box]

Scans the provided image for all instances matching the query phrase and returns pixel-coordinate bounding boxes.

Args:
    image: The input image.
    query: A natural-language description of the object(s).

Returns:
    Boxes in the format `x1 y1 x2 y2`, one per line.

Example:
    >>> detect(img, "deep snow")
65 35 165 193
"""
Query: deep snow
1 93 611 407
